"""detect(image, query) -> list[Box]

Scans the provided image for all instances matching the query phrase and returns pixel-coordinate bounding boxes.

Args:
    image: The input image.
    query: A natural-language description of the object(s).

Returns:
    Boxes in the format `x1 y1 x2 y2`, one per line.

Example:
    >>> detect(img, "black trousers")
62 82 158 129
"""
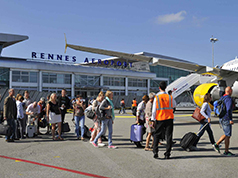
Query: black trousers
61 110 66 134
153 119 173 156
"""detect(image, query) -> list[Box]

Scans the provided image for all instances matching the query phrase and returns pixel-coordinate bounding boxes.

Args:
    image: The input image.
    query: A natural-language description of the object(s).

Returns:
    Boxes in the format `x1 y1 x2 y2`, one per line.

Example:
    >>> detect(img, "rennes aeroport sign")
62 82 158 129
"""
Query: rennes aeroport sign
31 52 133 67
84 58 133 67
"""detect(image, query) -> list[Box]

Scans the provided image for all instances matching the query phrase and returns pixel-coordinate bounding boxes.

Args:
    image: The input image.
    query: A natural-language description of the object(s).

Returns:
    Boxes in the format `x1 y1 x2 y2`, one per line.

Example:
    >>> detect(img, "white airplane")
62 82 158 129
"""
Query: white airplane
64 36 238 108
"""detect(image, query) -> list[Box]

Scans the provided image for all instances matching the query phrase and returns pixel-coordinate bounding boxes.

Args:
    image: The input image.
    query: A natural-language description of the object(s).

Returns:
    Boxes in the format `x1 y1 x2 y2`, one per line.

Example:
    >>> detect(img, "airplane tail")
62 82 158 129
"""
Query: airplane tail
64 33 67 53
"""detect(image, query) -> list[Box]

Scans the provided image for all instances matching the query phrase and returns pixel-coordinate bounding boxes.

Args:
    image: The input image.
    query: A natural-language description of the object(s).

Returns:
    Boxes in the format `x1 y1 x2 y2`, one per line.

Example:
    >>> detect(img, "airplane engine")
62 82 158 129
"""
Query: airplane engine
193 83 218 109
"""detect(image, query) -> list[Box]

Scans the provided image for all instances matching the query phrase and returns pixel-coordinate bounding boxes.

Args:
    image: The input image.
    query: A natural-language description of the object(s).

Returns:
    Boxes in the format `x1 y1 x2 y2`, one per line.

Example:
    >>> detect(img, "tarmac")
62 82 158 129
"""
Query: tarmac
0 109 237 178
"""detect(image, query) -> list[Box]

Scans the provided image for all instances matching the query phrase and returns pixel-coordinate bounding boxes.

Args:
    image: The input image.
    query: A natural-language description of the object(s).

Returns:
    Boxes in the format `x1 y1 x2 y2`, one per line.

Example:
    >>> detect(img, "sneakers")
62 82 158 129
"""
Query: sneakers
212 143 220 153
189 146 200 151
223 151 235 156
98 143 106 147
91 142 98 148
153 153 158 159
108 145 118 149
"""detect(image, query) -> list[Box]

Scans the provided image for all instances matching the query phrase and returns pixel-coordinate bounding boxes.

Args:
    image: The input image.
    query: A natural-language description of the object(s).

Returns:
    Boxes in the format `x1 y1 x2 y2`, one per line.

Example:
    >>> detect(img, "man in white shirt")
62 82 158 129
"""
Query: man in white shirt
26 101 40 135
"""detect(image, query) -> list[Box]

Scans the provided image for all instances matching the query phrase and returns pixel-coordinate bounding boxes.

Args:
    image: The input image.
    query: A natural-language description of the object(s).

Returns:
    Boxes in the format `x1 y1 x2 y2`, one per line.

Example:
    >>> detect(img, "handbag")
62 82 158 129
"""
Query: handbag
85 110 95 119
192 107 205 123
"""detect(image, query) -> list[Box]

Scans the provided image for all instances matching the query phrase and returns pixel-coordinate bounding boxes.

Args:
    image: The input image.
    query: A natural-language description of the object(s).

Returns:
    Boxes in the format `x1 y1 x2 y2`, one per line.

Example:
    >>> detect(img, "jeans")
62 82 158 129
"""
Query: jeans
119 106 125 114
18 118 25 139
193 122 215 146
153 119 173 157
93 119 113 146
5 118 15 140
14 120 19 139
74 115 85 138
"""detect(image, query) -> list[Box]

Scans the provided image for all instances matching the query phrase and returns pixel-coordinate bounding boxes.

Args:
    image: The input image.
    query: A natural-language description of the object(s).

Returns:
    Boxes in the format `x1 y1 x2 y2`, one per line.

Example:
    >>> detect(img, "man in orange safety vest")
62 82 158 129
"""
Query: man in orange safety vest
151 81 176 159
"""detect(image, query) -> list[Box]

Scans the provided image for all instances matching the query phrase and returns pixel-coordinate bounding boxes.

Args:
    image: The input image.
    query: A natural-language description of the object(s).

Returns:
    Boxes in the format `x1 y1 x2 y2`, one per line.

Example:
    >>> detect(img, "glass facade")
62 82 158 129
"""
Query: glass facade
110 89 125 96
103 77 125 86
42 73 71 84
12 86 37 90
42 87 71 96
75 75 100 86
128 78 147 87
0 68 9 86
128 90 147 96
150 80 167 88
12 71 38 83
150 65 189 83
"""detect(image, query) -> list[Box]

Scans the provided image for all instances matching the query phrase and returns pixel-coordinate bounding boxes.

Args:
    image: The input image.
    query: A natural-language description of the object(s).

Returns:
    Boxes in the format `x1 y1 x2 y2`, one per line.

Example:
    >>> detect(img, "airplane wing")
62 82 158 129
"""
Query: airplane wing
151 58 206 73
66 43 153 62
65 40 206 72
65 39 238 86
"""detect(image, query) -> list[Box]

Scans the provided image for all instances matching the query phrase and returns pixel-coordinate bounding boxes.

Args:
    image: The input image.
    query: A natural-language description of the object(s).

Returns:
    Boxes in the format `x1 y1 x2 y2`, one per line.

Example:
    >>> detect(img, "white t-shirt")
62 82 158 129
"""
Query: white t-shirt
26 103 40 115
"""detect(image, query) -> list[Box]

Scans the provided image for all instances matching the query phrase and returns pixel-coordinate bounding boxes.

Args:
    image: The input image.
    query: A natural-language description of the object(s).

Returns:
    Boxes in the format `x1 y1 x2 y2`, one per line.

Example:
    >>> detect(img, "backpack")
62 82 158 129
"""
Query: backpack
95 100 109 120
85 105 95 119
213 96 228 118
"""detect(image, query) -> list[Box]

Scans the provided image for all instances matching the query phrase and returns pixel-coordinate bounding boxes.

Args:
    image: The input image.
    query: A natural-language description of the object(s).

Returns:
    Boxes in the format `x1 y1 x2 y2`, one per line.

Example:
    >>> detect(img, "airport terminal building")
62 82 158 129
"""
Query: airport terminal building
0 33 190 99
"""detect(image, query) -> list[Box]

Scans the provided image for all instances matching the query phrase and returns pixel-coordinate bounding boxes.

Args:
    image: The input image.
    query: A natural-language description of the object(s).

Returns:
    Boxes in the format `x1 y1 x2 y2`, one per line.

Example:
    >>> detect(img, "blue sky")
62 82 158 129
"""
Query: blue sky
1 0 238 67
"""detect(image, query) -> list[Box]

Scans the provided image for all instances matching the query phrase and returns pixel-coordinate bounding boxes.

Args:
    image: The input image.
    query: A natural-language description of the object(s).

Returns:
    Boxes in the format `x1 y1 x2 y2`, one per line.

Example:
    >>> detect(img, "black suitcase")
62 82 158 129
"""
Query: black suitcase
62 122 70 132
180 123 208 151
79 125 91 138
180 132 198 151
0 123 11 137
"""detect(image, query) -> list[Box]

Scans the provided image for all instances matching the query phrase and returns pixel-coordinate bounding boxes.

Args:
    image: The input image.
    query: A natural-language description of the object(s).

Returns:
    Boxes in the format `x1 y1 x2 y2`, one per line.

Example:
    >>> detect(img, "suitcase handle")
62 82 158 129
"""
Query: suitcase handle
196 123 209 135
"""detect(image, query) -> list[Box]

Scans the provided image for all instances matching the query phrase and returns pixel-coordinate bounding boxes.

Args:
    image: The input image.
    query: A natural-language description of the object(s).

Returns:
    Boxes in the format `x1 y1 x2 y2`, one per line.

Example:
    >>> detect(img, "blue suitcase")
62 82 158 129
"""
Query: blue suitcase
130 124 143 142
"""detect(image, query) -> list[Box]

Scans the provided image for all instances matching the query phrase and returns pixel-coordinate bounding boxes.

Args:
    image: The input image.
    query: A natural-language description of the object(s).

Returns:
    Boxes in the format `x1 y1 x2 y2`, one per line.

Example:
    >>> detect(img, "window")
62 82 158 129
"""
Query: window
149 65 190 83
43 73 71 84
110 90 125 96
12 71 38 83
150 80 167 88
75 75 100 86
128 78 147 87
103 77 125 86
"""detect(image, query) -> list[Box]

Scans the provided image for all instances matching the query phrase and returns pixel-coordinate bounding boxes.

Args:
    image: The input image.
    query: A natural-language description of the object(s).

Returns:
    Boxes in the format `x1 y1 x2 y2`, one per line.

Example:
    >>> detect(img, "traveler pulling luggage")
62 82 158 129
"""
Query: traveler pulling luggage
180 123 208 151
130 124 143 142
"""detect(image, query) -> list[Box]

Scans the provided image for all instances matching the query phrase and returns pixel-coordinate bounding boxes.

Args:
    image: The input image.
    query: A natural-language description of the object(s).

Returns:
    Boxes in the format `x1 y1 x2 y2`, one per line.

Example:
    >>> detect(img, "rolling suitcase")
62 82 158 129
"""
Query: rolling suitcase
180 123 208 151
130 124 143 142
26 125 36 138
0 123 11 137
62 122 70 132
79 125 91 138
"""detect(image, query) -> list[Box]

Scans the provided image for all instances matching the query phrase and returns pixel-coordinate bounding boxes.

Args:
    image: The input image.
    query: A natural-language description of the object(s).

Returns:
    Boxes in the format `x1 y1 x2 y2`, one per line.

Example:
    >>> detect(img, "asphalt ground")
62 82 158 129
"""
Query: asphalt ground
0 110 237 178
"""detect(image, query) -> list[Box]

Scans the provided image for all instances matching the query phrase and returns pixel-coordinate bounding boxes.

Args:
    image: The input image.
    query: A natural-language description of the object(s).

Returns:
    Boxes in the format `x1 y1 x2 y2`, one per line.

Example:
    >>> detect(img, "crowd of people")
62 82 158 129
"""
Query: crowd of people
1 88 118 149
2 89 71 142
133 82 235 158
1 81 235 157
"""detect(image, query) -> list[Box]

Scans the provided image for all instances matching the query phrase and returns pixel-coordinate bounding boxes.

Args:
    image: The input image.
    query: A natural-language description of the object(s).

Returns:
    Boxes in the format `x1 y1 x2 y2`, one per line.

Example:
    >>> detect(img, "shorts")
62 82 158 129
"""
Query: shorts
145 118 154 133
220 118 232 137
93 118 101 131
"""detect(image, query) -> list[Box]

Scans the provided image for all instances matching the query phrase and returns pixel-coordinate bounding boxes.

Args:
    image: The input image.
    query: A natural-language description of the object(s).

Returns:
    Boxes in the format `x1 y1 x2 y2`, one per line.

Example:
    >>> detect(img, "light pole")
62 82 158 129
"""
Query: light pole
210 36 218 68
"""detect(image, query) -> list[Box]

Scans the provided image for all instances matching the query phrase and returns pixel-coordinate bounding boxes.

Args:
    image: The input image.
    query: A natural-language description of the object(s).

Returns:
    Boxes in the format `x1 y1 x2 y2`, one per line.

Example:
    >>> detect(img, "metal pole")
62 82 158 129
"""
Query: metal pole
212 41 214 68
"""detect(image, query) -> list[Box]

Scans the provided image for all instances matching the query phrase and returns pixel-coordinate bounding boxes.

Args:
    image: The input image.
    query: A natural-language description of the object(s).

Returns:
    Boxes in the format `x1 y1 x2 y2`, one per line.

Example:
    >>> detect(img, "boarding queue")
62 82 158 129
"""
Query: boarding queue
1 81 235 158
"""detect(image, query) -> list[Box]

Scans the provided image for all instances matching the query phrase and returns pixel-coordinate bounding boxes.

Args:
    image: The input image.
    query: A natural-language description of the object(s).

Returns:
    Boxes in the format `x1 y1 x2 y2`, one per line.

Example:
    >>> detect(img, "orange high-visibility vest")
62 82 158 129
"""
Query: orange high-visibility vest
132 100 137 107
155 94 174 121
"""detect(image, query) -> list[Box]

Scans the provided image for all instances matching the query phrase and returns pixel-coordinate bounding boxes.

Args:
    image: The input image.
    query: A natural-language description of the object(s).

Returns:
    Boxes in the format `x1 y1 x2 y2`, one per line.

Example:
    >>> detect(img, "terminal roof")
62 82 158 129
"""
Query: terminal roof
0 33 29 55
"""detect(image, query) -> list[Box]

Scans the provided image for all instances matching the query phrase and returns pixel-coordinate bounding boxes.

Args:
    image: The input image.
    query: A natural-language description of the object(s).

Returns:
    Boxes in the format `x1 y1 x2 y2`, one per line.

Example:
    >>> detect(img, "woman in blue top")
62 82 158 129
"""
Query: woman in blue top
190 93 220 153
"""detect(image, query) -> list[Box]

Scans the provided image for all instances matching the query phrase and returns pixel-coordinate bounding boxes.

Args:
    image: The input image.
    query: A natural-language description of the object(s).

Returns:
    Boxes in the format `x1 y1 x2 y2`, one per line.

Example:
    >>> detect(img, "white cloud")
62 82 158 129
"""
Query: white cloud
157 11 187 24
